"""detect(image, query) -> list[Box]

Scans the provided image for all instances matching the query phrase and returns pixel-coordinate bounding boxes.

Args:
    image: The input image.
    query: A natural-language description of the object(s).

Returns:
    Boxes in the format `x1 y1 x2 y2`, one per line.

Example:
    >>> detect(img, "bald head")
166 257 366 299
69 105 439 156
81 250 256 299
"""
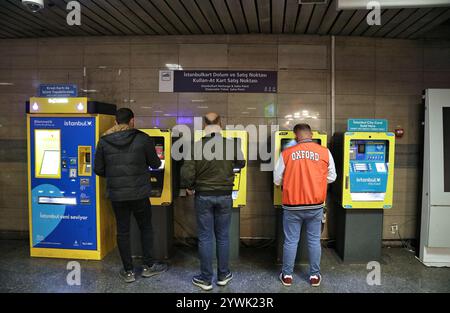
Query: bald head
204 112 221 126
203 112 222 133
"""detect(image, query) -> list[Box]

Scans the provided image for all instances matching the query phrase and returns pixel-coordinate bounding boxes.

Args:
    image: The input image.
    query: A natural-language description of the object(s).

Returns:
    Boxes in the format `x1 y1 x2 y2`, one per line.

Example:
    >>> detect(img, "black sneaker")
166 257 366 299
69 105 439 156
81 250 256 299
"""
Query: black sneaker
192 275 213 291
119 269 136 283
217 272 233 286
142 262 168 278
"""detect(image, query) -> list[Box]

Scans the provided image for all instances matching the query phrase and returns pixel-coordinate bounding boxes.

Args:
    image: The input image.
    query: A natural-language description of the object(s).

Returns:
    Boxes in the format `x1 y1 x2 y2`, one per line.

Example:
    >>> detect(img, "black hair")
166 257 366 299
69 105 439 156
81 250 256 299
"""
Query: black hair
293 123 312 133
116 108 134 125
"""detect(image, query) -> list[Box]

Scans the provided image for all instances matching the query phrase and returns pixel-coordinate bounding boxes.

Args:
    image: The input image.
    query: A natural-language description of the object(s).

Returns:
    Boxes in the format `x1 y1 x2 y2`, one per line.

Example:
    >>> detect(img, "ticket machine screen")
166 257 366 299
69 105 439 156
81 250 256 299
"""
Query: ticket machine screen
149 137 165 197
281 138 322 151
231 138 244 201
349 140 389 201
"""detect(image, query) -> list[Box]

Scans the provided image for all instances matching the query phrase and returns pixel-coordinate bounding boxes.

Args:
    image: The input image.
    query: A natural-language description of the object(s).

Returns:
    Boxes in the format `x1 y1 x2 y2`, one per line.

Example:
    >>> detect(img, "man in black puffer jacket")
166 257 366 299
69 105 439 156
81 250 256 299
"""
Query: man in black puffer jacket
94 108 167 283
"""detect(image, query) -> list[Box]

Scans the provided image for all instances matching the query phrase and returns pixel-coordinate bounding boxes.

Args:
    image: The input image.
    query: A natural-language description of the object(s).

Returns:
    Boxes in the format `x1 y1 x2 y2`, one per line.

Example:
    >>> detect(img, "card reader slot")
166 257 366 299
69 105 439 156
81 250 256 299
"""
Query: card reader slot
78 146 92 176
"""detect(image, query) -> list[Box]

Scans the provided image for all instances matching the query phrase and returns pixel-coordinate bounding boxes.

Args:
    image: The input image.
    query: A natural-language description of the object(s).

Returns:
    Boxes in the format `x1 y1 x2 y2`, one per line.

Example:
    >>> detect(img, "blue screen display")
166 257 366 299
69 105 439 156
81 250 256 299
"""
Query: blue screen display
349 140 388 193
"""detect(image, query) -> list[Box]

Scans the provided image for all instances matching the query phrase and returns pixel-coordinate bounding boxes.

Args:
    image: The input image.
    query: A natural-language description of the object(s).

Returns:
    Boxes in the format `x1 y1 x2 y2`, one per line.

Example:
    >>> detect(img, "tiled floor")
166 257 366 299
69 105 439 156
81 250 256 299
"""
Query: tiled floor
0 240 449 293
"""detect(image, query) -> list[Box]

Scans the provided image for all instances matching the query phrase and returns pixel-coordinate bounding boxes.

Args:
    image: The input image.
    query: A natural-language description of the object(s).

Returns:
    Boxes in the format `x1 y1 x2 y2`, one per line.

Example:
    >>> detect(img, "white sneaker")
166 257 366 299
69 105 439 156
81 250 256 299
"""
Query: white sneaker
279 273 293 286
309 274 321 287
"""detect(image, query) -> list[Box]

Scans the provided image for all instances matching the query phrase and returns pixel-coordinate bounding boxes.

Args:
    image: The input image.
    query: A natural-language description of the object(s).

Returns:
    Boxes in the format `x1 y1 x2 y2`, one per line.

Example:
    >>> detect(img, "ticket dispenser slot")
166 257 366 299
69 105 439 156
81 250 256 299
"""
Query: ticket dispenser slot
78 146 92 176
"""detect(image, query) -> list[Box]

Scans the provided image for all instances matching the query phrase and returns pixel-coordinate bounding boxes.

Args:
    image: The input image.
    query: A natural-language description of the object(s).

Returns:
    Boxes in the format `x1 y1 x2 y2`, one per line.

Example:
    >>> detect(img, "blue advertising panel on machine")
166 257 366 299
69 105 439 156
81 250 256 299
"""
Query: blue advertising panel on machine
30 117 97 250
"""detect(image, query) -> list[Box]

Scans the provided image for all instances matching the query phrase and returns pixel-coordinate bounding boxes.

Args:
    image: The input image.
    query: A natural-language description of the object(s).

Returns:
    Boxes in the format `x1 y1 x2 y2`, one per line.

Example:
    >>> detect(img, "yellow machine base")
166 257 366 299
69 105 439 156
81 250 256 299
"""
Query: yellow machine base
30 247 103 260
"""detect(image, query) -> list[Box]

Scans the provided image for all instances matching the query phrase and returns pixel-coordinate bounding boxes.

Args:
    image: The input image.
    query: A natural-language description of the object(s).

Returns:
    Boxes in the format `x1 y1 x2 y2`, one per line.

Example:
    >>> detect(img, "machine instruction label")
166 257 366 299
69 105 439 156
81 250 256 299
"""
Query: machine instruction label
347 119 388 132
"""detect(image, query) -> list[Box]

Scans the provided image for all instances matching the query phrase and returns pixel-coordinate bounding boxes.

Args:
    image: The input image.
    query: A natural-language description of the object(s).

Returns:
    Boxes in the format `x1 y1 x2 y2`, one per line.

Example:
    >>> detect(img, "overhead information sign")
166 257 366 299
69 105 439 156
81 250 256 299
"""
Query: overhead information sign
159 70 277 93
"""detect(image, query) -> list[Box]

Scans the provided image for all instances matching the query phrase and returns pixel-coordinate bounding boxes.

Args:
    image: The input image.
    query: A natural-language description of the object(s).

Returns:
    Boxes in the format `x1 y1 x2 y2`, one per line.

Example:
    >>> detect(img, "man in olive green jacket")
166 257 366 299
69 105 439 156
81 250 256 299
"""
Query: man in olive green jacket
181 113 245 291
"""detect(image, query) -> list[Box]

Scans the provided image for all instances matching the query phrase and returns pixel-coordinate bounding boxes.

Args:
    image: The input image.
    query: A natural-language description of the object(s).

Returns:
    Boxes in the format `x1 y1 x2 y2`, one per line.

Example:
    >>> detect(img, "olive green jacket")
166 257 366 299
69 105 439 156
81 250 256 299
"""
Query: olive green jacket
180 132 246 195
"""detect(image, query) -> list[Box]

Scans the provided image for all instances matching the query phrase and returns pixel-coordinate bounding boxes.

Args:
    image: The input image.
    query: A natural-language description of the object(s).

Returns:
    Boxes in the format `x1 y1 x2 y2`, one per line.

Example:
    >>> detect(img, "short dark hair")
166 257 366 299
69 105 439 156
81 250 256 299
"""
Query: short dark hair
116 108 134 124
293 123 312 133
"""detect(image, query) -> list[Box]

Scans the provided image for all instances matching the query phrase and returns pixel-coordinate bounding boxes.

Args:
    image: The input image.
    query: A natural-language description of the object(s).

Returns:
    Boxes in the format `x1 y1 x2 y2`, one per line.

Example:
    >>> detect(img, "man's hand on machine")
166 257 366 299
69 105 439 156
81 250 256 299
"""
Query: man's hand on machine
186 189 195 196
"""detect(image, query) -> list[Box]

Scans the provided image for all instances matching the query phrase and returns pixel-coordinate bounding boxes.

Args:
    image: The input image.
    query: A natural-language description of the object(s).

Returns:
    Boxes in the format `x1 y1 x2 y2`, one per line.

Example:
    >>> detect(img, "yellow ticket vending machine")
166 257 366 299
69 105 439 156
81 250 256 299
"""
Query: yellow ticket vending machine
194 130 248 259
332 119 395 262
273 130 327 263
130 129 173 260
27 97 117 260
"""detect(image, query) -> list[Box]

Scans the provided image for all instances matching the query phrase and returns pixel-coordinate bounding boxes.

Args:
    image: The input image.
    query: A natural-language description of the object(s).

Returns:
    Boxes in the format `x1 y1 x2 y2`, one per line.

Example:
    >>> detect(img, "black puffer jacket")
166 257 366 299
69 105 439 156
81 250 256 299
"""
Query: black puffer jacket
94 125 161 202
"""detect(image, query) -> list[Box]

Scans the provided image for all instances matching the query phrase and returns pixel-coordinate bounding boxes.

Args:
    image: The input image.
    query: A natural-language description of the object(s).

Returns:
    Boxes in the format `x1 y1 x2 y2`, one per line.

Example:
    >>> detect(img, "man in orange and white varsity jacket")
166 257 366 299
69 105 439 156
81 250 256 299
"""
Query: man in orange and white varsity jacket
274 123 336 288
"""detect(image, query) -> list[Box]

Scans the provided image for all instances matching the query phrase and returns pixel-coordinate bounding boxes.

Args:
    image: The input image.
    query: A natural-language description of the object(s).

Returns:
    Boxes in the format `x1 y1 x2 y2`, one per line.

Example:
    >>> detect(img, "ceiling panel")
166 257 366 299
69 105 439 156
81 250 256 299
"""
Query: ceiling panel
257 0 271 33
90 0 146 35
136 0 179 34
165 0 202 34
307 3 331 34
119 1 162 35
0 11 55 37
241 0 259 33
2 0 72 36
212 0 237 34
402 7 450 38
77 0 132 35
152 0 191 34
363 9 400 36
0 0 448 39
226 0 248 33
108 0 157 35
196 0 225 34
329 9 355 35
295 4 315 33
317 0 340 35
386 8 432 38
339 10 367 35
283 0 300 33
271 0 286 34
54 0 116 35
374 8 418 37
181 0 214 34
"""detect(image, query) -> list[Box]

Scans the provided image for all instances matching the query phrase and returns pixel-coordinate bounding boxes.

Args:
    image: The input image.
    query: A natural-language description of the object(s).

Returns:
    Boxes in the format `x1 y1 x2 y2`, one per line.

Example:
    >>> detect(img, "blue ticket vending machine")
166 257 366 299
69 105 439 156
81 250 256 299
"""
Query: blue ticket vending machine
27 97 117 260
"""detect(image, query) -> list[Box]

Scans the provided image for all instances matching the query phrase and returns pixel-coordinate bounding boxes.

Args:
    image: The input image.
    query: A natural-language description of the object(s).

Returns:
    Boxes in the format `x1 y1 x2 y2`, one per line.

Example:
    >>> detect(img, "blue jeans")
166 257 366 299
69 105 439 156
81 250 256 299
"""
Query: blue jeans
195 194 233 283
282 208 323 276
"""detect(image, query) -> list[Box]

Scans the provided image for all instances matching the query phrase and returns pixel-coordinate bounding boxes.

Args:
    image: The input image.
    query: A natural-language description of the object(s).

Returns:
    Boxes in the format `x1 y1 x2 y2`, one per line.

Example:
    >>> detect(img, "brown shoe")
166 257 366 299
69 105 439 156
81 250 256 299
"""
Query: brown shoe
279 273 293 287
310 274 321 287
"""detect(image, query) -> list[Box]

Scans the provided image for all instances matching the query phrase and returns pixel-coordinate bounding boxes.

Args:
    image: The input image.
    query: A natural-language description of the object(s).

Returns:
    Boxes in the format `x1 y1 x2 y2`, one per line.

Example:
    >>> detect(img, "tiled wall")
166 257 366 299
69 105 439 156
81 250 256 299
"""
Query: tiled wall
1 35 449 241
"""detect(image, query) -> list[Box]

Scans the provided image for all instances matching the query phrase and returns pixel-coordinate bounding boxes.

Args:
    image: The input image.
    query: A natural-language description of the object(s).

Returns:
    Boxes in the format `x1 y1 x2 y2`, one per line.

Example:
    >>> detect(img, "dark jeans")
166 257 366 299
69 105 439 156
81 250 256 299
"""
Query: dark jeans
195 194 233 283
111 198 153 271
